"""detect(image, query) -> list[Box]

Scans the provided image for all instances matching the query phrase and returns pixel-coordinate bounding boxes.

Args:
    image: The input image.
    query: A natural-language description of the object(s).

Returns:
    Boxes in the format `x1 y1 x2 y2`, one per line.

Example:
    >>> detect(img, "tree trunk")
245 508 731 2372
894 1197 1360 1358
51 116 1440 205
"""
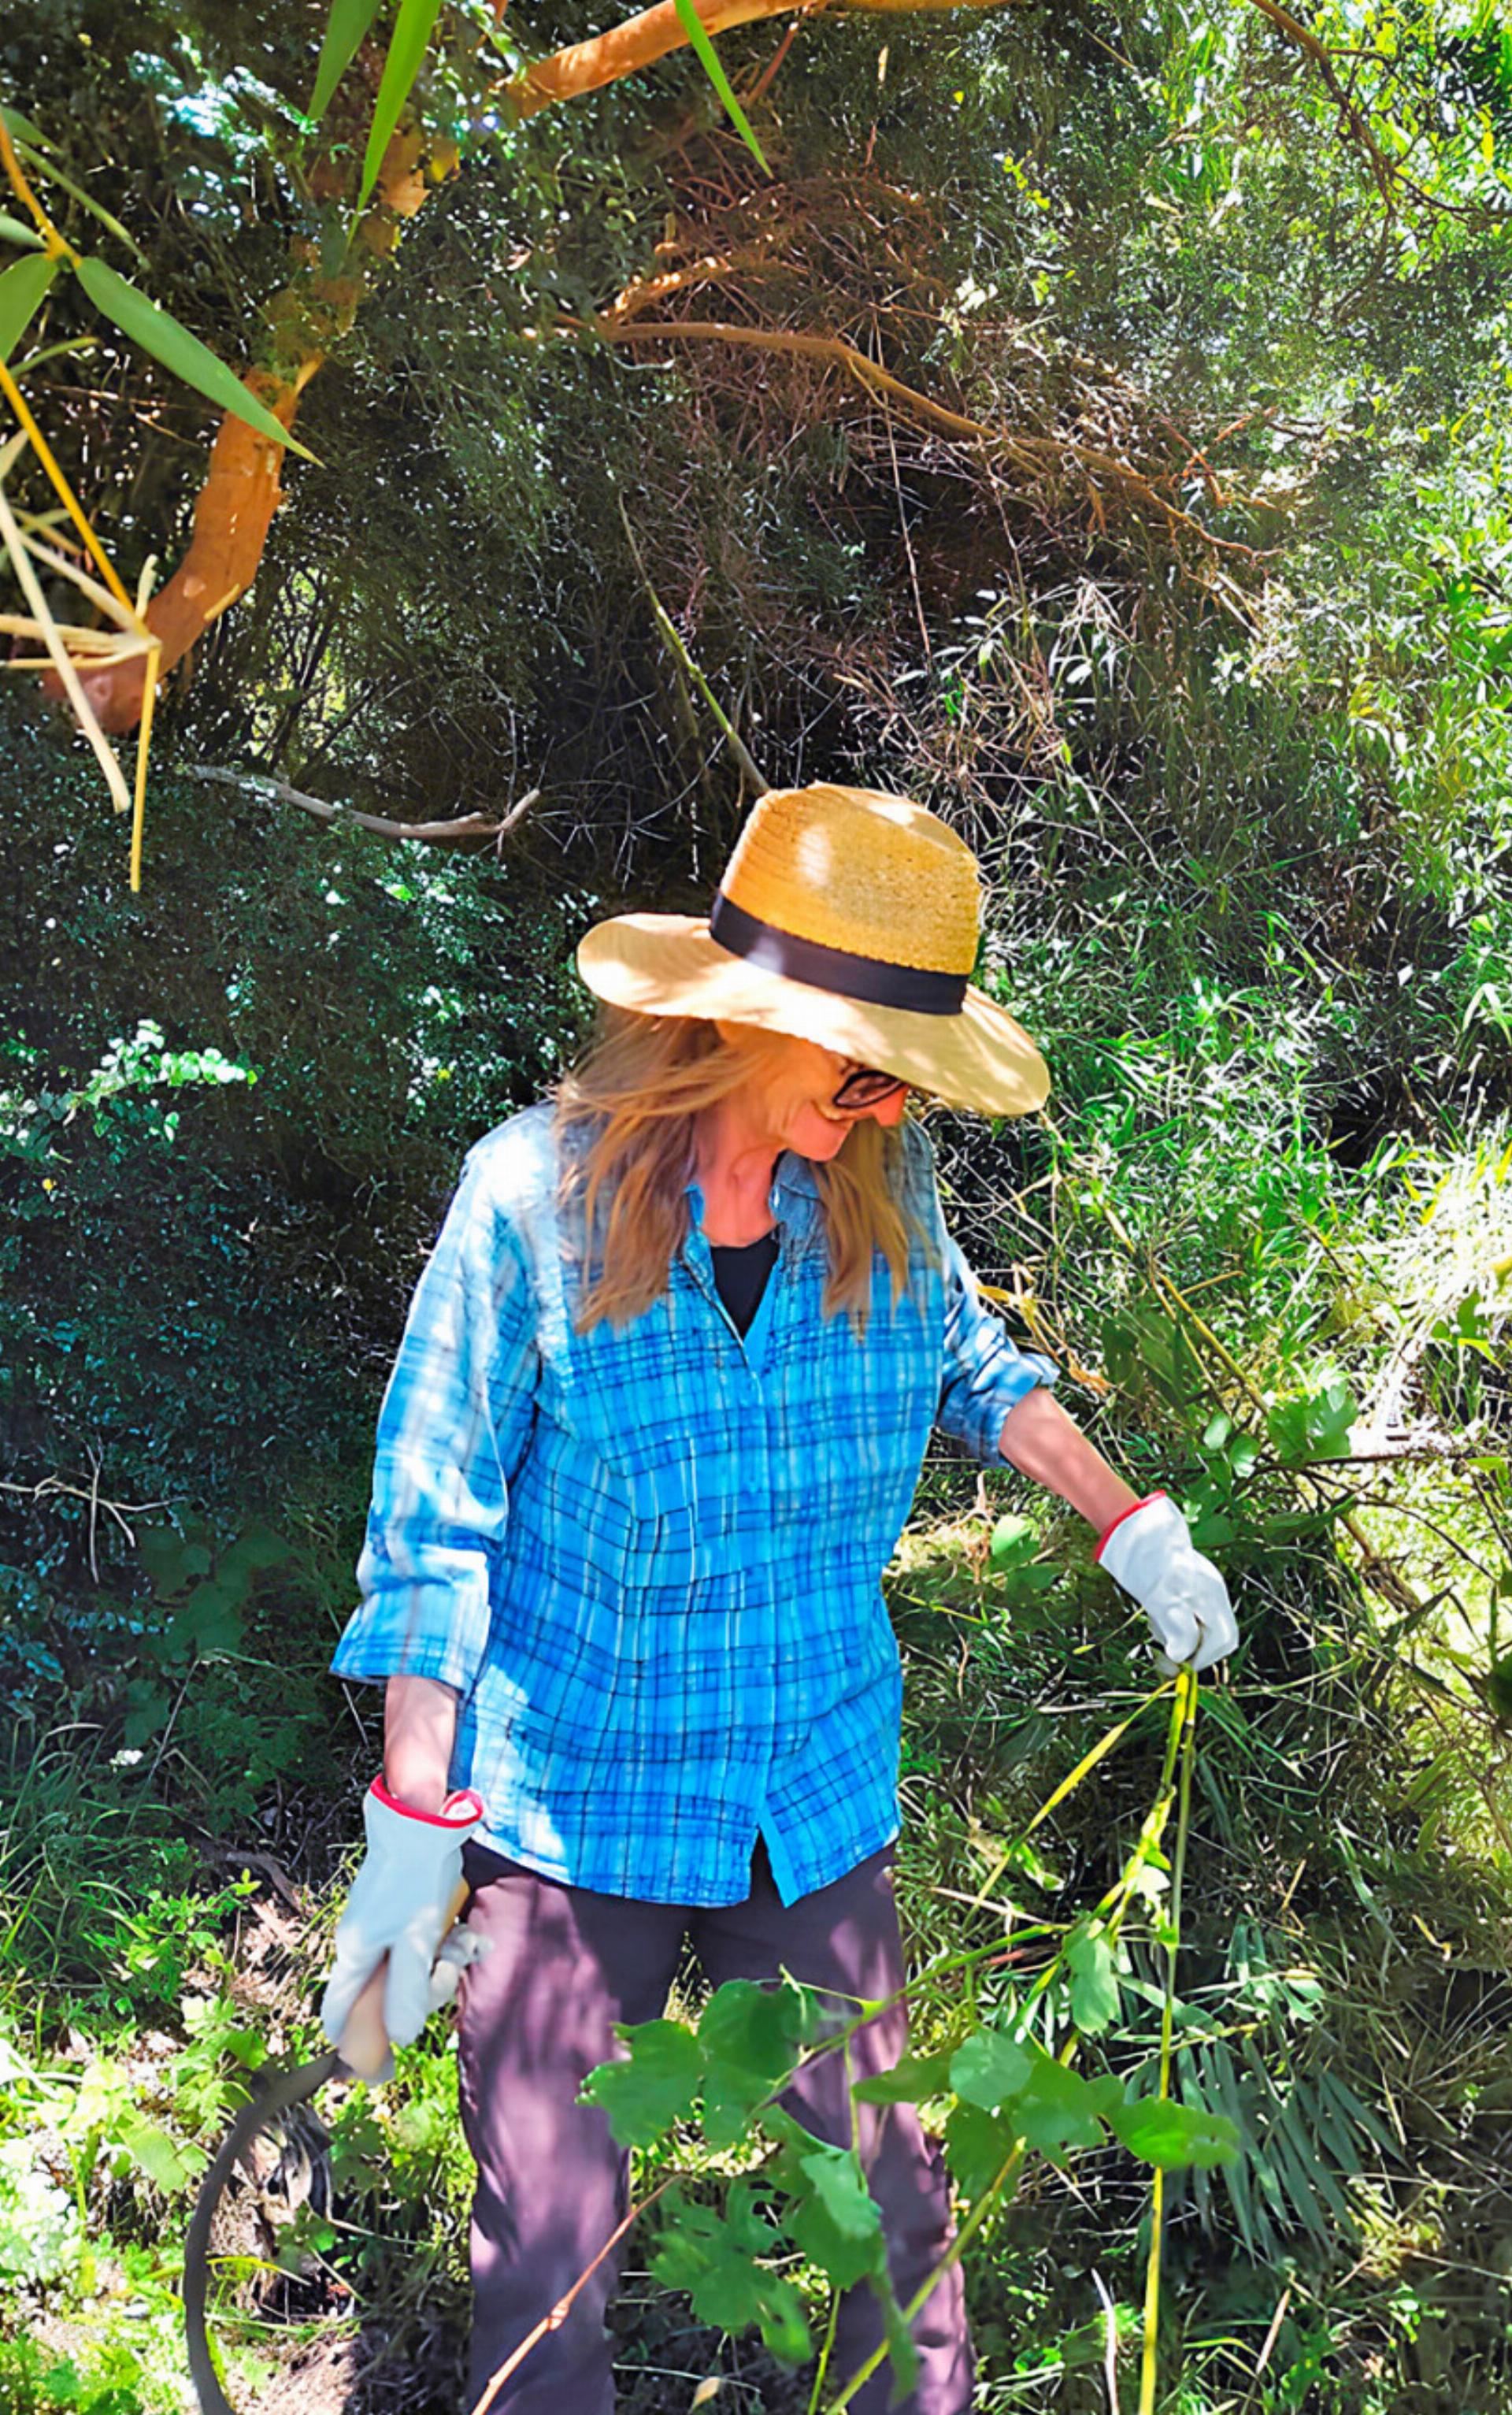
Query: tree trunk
46 126 429 733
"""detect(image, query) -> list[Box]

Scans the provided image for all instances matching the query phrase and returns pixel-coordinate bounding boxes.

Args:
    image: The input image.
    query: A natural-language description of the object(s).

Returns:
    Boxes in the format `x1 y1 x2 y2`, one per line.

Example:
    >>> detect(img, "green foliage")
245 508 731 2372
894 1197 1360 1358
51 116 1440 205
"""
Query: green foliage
309 0 384 120
359 0 446 206
650 2182 810 2365
0 716 583 1512
0 250 58 358
70 254 317 458
582 1975 820 2149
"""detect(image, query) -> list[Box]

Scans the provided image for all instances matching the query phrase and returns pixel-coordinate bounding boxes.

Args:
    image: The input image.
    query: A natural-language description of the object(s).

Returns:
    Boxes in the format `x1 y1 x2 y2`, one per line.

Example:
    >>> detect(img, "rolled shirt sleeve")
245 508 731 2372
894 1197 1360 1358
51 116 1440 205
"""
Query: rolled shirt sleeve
332 1148 539 1697
904 1123 1056 1460
936 1230 1058 1459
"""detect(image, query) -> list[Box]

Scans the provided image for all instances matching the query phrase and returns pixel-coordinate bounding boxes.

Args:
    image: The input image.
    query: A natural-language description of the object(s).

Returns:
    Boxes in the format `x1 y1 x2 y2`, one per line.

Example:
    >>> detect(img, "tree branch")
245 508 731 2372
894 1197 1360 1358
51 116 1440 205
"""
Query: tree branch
187 764 539 847
506 0 1011 120
579 316 1275 562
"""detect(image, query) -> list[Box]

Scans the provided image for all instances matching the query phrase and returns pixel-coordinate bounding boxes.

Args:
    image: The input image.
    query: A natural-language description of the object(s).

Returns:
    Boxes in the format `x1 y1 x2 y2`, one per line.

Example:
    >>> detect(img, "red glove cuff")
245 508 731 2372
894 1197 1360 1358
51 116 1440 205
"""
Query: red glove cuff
1093 1490 1169 1563
370 1775 484 1827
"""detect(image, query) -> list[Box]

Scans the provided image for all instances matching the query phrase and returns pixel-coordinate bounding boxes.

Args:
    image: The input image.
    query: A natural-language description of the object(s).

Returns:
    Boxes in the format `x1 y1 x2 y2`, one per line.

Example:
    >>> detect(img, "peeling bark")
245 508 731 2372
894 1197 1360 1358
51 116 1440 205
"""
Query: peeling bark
508 0 1004 119
48 125 432 734
70 368 310 733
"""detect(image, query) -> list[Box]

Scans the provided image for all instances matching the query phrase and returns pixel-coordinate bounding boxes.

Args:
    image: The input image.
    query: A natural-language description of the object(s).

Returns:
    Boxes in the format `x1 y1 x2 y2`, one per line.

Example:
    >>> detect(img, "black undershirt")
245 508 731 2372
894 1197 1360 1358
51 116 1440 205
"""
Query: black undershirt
710 1230 779 1337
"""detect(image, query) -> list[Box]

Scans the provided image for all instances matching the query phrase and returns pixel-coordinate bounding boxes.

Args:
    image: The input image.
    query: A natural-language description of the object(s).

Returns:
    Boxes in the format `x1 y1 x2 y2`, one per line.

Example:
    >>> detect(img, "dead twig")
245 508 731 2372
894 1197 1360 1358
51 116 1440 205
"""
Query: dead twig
187 765 539 846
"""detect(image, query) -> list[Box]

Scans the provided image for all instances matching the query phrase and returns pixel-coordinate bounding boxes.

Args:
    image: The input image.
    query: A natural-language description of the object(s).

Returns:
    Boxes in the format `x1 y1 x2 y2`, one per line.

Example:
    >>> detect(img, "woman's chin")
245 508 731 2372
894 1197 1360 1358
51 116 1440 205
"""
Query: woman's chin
787 1110 851 1160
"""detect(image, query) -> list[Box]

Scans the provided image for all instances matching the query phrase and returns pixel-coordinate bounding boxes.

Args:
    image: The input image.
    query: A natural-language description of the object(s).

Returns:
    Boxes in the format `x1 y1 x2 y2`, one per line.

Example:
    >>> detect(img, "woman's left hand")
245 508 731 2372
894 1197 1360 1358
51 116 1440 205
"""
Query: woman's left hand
1096 1493 1238 1674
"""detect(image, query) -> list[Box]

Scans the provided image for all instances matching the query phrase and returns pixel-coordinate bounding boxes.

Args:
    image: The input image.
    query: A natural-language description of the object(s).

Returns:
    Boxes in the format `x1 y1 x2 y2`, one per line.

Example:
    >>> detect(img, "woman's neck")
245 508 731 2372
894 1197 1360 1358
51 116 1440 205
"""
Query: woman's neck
693 1088 782 1246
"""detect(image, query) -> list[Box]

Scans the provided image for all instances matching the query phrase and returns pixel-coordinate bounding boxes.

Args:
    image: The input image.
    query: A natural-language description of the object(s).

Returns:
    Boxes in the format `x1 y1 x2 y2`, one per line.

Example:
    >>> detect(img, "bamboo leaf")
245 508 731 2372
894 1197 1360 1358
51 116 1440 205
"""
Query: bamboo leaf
0 211 45 251
71 257 319 465
310 0 385 119
668 0 770 176
359 0 444 209
0 105 48 147
0 252 57 362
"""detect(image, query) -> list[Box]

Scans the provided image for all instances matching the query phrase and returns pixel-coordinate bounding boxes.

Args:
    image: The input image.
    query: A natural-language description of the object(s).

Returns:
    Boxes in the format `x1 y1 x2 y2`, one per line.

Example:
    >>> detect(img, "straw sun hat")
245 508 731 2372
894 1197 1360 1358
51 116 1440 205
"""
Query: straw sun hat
576 783 1049 1117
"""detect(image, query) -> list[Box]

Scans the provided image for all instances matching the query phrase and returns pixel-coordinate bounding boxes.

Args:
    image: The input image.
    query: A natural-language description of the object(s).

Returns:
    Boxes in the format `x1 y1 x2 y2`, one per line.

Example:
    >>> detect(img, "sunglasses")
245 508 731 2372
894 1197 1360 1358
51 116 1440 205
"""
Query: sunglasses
831 1061 910 1112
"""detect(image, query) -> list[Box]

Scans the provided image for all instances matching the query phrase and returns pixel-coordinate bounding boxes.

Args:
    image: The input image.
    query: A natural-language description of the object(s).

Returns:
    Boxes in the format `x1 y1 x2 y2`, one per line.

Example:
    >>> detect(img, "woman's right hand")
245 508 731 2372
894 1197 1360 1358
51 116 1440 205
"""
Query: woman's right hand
320 1777 486 2067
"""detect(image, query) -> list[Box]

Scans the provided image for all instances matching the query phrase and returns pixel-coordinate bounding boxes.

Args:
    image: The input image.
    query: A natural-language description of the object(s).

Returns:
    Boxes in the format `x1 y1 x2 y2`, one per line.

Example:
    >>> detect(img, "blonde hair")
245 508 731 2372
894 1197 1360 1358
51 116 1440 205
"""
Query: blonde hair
555 1010 917 1331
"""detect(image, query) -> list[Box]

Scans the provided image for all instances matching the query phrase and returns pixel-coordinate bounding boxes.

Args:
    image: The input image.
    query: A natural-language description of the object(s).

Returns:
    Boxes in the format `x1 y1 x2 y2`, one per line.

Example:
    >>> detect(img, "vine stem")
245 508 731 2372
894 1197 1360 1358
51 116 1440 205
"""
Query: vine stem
824 1679 1197 2413
1138 1665 1198 2415
465 2172 680 2415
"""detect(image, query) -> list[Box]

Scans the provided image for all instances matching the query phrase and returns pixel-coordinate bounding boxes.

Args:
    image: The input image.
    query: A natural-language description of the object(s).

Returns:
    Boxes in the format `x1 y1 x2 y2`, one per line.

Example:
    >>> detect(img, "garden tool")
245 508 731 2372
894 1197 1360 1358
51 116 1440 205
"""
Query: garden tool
184 1869 478 2415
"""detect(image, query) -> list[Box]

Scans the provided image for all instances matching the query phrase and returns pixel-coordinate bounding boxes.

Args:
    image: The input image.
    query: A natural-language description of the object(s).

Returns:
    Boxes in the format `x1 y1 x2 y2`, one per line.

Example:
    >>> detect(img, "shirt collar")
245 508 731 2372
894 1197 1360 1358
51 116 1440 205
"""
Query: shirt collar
683 1152 822 1238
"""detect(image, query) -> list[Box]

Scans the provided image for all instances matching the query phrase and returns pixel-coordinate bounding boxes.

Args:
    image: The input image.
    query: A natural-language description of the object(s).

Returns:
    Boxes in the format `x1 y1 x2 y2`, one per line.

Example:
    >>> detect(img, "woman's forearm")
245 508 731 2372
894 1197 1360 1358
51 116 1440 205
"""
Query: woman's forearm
384 1674 460 1814
998 1386 1140 1534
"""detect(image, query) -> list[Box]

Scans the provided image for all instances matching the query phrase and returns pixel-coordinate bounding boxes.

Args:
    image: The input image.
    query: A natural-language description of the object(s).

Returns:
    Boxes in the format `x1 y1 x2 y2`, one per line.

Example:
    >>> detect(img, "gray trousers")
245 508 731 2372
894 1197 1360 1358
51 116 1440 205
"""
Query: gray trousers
456 1841 973 2414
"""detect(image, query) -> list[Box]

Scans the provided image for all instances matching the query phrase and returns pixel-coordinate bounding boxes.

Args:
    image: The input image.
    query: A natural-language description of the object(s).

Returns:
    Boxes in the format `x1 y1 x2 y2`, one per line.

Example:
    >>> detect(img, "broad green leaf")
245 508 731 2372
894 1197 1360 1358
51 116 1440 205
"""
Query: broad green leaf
359 0 445 209
989 1512 1036 1569
117 2115 197 2194
950 2025 1031 2111
1266 1380 1356 1466
783 2182 884 2291
853 2048 956 2105
0 252 57 362
71 256 318 464
943 2099 1019 2199
138 1526 213 1595
1107 2094 1239 2170
1012 2048 1106 2155
172 1581 245 1660
699 1978 809 2148
1065 1924 1120 2036
311 0 384 119
778 2141 888 2291
122 1681 170 1750
651 2184 811 2365
668 0 771 176
799 2143 883 2242
0 212 44 251
216 1523 293 1590
580 2018 701 2147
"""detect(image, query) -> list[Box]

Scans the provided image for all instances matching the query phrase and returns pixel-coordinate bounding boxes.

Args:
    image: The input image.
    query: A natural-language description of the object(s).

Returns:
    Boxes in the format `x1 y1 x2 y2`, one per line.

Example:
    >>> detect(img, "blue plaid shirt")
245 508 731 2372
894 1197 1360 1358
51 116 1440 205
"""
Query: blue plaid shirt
332 1106 1056 1905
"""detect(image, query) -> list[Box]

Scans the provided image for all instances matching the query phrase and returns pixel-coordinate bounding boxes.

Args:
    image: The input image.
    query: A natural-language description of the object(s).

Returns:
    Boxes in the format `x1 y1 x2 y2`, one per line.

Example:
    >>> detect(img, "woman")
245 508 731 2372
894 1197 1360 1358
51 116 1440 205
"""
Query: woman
321 783 1236 2415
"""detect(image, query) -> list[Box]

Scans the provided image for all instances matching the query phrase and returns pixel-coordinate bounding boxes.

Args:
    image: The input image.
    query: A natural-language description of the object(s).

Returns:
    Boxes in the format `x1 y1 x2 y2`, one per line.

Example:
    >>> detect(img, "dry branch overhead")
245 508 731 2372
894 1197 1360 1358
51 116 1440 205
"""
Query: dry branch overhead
579 316 1273 563
188 764 539 847
505 0 1010 118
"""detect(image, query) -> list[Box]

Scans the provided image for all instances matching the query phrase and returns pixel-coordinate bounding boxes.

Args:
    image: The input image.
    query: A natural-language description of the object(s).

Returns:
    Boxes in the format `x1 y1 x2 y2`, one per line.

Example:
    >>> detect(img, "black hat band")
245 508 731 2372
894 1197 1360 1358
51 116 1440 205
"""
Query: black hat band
709 890 969 1017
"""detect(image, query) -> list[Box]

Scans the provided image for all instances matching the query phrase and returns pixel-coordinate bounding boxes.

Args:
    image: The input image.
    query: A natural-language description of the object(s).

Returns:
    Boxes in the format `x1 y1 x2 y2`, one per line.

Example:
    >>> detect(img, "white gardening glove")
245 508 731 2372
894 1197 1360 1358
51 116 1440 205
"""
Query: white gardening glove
321 1778 487 2077
1096 1493 1238 1675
